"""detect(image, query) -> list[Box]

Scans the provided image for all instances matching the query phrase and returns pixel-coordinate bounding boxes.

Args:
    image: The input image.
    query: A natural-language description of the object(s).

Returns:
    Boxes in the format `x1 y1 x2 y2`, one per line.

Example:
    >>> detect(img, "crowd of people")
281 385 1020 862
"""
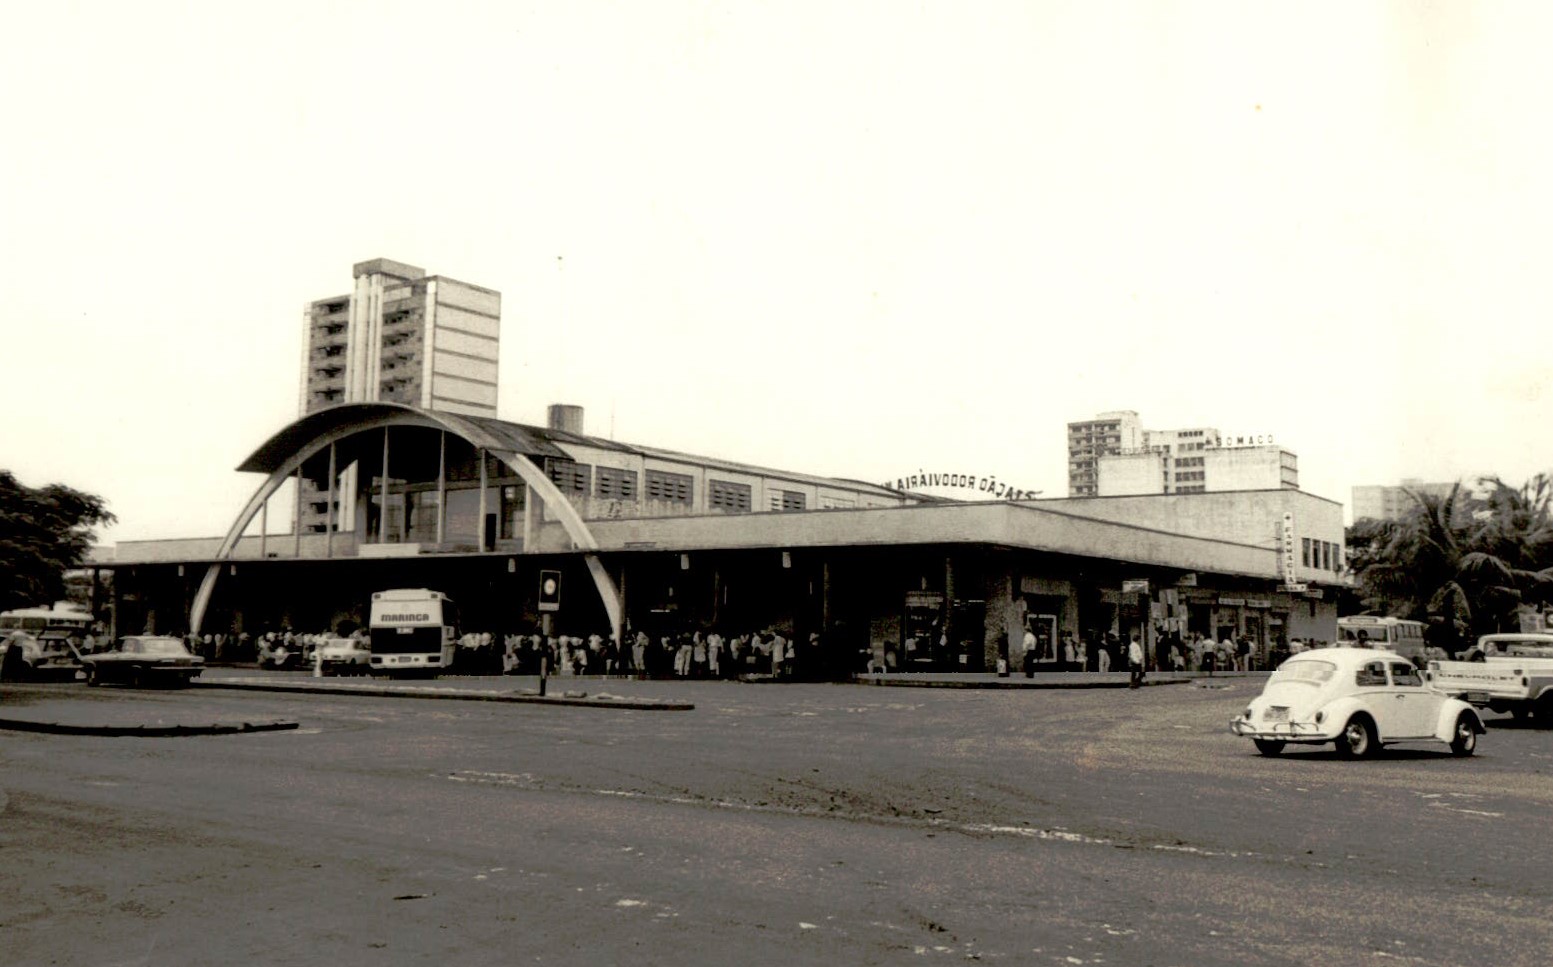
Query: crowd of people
1010 627 1288 675
159 623 1311 679
489 628 832 680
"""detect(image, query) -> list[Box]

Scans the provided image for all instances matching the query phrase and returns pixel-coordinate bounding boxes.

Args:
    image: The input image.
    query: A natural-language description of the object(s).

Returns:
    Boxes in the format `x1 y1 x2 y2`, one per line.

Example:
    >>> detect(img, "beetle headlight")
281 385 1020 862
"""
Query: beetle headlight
1243 708 1253 720
1314 710 1325 724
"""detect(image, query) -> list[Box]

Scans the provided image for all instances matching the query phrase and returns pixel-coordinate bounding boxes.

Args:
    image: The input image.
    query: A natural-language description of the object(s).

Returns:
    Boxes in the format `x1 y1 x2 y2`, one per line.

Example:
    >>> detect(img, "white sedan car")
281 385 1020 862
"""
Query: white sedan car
317 637 371 675
1230 646 1484 757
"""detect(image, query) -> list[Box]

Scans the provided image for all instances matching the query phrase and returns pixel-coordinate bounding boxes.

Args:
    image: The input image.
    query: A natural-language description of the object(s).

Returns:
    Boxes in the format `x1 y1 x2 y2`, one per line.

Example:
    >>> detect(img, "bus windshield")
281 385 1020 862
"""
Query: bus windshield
370 625 445 655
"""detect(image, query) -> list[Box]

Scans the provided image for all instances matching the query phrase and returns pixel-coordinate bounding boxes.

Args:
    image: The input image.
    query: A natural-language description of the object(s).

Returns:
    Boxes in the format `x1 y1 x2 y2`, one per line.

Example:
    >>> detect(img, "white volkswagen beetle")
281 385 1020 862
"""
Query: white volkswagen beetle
1230 647 1484 757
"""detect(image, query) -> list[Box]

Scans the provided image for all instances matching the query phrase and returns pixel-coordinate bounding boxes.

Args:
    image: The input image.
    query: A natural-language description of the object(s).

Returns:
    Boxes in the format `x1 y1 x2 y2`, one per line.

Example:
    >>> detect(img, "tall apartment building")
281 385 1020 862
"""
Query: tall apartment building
1066 411 1144 497
1068 410 1295 496
300 258 501 417
298 258 502 533
1351 477 1490 521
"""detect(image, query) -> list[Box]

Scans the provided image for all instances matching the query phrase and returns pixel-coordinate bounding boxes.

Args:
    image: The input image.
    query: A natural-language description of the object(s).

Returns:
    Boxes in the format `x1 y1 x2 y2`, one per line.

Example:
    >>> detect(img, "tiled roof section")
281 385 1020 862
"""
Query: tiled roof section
453 414 573 459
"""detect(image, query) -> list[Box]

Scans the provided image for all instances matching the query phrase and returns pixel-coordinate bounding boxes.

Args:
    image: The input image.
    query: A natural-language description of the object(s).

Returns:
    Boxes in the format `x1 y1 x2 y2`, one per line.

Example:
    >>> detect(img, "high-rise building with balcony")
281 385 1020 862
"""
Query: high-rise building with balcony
1066 410 1144 497
1068 410 1294 496
297 259 501 533
300 258 501 417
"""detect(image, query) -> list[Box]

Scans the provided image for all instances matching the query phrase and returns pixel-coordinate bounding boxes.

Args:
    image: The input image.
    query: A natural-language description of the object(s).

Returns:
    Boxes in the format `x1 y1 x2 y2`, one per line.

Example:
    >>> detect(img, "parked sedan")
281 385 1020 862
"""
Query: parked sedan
1230 646 1483 758
82 636 204 688
317 637 370 675
0 630 84 682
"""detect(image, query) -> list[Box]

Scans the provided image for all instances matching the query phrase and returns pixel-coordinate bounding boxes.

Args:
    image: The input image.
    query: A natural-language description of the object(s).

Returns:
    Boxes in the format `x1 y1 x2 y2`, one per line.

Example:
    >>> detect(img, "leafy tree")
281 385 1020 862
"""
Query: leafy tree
0 471 115 613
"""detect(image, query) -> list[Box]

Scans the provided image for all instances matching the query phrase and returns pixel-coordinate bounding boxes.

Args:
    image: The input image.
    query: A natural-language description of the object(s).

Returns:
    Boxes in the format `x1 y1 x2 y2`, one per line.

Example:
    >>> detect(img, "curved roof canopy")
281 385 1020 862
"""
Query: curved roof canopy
236 402 570 473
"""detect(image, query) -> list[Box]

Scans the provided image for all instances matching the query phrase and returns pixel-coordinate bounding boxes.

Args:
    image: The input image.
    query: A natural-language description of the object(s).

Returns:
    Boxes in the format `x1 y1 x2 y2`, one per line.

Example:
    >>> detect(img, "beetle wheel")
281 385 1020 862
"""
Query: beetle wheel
1336 716 1376 759
1449 714 1477 756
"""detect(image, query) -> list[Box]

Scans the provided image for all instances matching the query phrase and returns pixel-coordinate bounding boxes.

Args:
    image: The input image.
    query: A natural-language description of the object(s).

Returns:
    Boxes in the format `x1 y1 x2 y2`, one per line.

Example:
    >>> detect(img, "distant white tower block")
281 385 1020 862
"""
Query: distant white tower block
296 259 502 535
300 258 501 417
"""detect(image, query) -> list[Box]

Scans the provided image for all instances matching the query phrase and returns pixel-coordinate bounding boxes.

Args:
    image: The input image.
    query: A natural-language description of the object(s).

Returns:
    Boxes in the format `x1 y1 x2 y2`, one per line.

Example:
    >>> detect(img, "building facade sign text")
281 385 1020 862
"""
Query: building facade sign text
885 471 1039 501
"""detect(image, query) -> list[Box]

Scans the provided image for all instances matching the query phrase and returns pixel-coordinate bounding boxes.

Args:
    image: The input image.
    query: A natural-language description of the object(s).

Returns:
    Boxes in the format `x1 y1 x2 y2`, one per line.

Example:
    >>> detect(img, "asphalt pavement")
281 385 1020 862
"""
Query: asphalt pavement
0 666 1256 733
3 675 1548 966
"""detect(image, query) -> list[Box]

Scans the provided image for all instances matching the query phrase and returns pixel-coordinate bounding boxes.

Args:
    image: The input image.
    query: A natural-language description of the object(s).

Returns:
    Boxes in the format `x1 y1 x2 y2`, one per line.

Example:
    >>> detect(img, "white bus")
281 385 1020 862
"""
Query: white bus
1338 616 1428 664
368 589 458 677
0 606 93 635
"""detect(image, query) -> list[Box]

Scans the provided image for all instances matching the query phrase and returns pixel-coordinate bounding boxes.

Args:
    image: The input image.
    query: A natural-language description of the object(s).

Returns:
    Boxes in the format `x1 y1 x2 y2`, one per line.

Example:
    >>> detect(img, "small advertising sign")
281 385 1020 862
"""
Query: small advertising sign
1280 512 1298 582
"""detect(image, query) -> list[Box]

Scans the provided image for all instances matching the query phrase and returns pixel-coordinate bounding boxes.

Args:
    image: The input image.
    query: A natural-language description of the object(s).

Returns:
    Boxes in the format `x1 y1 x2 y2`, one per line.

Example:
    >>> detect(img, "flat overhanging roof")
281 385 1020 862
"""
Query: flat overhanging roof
103 499 1315 585
585 499 1281 579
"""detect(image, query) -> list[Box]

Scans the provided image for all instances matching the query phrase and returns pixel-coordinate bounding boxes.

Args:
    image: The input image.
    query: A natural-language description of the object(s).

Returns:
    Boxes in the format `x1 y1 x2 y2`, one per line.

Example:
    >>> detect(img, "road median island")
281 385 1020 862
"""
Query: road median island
0 717 299 737
194 678 694 711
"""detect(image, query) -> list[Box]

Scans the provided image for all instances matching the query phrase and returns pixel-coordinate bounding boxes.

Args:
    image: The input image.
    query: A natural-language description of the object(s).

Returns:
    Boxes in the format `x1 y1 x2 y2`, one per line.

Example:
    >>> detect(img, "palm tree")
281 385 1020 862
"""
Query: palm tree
1350 476 1553 649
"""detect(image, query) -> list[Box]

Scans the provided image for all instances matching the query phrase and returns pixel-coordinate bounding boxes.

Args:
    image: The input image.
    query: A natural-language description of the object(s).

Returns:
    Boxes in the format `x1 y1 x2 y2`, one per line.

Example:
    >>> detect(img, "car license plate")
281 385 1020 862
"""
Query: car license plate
398 656 414 664
1263 706 1289 722
1464 692 1489 704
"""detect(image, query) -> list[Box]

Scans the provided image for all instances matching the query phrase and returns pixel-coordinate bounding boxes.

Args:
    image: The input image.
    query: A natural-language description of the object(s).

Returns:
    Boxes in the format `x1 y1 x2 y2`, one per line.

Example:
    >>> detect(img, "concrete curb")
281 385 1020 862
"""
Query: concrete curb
858 676 1193 689
194 679 695 711
855 671 1268 689
0 718 300 737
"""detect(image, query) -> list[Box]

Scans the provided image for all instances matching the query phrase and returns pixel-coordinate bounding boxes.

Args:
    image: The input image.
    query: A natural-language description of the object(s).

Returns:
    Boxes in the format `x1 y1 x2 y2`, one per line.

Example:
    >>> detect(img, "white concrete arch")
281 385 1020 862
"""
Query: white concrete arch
190 409 622 641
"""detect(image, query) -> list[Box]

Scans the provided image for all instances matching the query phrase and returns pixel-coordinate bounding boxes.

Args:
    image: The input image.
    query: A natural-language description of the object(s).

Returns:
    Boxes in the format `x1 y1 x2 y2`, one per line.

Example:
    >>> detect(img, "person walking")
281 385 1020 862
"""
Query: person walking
691 631 708 679
1022 626 1037 677
1127 632 1146 689
1060 632 1078 672
632 631 648 679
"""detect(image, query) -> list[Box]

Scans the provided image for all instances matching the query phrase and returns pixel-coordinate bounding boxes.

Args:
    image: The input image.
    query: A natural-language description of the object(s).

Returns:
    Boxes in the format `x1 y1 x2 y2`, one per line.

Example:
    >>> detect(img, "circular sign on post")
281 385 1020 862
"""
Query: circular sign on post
539 569 562 612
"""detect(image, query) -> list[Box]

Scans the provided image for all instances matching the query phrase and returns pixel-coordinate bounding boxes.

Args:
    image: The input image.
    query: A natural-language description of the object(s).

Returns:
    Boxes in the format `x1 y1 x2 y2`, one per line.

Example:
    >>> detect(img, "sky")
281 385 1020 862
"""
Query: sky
3 0 1551 545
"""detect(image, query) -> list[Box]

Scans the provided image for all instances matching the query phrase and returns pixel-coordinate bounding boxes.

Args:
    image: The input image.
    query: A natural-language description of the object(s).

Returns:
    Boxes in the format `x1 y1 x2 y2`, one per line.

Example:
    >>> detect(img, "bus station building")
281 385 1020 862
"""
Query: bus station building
92 402 1347 674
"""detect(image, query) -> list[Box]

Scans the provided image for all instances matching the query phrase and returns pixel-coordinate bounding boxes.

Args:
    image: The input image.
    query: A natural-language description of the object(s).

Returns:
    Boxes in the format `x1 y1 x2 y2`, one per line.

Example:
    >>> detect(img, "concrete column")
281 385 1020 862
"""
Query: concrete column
943 555 956 654
821 561 831 631
436 431 446 545
523 481 537 550
477 449 488 551
326 441 337 557
378 428 389 544
293 468 302 558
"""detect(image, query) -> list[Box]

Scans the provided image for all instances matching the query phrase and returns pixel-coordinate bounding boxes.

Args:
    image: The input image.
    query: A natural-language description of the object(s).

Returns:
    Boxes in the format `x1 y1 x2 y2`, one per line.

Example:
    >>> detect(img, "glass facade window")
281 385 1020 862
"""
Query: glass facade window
1302 538 1312 567
499 484 524 539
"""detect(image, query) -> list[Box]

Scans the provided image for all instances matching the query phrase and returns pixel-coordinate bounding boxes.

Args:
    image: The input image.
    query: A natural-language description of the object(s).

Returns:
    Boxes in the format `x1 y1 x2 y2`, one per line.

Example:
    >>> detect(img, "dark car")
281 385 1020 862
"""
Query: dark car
82 636 204 688
1 629 85 682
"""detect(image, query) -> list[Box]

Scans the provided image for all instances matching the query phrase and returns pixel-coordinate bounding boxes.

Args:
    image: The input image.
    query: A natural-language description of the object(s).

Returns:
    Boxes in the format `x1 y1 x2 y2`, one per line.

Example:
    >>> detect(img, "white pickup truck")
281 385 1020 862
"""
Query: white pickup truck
1426 633 1553 723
